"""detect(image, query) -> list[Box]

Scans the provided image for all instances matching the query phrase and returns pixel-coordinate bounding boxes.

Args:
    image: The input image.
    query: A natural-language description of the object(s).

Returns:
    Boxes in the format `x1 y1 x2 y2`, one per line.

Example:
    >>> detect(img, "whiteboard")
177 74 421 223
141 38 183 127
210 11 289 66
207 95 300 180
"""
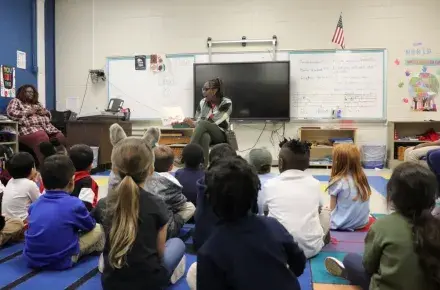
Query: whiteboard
107 52 289 120
107 55 195 119
290 50 386 120
107 50 386 120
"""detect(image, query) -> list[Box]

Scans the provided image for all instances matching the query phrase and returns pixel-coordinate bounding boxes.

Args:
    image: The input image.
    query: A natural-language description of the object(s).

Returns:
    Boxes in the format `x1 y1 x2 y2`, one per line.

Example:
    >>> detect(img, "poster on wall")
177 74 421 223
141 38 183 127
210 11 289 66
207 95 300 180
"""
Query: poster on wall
400 43 439 112
0 65 16 98
134 55 146 70
150 54 166 73
17 50 26 70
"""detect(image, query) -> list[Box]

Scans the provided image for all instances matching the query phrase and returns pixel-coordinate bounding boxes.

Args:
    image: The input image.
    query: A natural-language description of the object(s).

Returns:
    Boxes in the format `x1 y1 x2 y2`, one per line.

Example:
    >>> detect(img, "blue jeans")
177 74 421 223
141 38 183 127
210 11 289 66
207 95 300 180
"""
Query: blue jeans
343 253 370 290
163 238 185 276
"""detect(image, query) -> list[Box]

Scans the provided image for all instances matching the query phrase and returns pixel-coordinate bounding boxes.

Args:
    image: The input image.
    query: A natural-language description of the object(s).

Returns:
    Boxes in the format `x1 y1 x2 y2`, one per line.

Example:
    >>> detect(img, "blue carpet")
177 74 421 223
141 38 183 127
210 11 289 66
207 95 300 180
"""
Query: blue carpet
367 176 387 197
0 255 33 288
14 256 99 290
310 252 349 284
298 260 313 290
0 243 23 260
314 175 330 182
93 170 111 176
77 273 101 290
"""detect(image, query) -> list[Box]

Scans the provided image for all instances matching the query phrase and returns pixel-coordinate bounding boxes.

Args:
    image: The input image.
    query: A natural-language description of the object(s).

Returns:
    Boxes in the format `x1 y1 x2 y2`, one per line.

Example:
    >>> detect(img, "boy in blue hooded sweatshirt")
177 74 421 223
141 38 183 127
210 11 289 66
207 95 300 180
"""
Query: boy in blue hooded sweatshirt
24 155 104 270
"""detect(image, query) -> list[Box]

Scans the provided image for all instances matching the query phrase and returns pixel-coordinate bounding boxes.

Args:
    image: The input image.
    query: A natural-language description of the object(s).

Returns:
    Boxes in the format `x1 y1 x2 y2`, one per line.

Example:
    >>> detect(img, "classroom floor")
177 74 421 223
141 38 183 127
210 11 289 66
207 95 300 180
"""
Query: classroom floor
0 168 391 290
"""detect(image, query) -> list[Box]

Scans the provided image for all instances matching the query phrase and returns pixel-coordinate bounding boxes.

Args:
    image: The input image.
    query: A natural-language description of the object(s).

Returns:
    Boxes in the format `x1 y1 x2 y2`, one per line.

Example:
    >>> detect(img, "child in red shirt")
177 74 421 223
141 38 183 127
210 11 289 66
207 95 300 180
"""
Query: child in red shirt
69 145 98 211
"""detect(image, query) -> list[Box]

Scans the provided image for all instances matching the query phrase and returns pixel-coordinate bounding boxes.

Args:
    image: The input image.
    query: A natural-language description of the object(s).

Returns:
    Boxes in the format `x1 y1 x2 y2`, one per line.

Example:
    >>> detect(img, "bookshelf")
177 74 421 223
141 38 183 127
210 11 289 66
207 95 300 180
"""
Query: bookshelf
299 127 357 168
387 121 440 168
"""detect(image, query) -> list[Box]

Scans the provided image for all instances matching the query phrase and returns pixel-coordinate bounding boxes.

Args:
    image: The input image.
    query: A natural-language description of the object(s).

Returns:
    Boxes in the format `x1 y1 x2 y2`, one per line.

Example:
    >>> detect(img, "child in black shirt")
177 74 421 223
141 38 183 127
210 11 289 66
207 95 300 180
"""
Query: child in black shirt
187 156 306 290
92 124 186 290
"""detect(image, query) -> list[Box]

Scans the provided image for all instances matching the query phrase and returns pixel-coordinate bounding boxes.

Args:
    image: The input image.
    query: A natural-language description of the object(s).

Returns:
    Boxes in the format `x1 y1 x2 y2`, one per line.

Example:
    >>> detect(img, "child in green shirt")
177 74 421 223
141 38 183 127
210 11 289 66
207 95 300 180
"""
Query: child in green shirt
324 162 440 290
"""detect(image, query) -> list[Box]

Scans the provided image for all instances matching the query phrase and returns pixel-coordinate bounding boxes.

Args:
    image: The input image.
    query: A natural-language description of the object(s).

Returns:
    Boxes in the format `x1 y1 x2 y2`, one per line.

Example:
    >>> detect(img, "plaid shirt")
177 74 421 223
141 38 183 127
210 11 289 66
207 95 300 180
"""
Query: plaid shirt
7 98 59 136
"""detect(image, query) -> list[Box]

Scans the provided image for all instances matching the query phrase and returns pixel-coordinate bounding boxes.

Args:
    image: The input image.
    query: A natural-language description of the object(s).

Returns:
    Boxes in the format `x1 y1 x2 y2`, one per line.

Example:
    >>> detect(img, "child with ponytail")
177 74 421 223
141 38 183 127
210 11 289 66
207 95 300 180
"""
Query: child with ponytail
92 124 186 290
326 144 371 231
325 162 440 290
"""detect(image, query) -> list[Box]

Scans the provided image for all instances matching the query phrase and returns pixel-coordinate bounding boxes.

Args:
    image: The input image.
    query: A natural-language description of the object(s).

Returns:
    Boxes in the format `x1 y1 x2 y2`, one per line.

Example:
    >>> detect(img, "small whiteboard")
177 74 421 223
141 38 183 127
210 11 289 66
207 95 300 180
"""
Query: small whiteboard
107 55 195 120
289 49 386 120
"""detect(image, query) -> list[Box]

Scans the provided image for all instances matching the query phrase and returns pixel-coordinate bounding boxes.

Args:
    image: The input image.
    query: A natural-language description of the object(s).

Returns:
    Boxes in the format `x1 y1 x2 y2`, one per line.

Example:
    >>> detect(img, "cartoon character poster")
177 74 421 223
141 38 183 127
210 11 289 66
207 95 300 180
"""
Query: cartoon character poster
0 65 16 98
398 43 440 111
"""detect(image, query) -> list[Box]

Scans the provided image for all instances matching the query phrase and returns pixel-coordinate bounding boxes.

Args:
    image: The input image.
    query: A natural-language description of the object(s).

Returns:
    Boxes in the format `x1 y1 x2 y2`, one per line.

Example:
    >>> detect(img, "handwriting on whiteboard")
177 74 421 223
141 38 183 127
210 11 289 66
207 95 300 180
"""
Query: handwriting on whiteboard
290 52 384 119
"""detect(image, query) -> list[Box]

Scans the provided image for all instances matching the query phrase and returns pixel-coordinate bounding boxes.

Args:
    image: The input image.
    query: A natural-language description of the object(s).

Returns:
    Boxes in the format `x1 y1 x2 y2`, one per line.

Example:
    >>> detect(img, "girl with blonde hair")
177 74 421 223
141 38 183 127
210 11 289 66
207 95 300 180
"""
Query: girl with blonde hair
92 124 186 290
326 144 371 231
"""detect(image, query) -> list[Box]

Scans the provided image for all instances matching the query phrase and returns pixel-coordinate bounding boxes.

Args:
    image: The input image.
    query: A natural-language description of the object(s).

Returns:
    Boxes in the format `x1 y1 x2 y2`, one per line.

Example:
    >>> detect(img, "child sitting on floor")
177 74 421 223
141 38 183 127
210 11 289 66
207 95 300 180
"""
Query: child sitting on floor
2 152 40 221
175 143 205 206
326 144 371 231
187 156 306 290
247 148 278 214
259 138 329 258
92 124 186 289
144 145 195 238
24 155 104 270
325 162 440 290
193 143 238 252
69 144 99 211
0 181 24 247
37 138 68 192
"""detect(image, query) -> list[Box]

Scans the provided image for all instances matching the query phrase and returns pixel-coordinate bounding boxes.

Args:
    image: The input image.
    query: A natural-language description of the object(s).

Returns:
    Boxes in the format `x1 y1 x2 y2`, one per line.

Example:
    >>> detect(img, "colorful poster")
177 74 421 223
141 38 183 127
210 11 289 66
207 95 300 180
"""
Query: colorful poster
0 65 16 97
401 43 439 112
150 54 166 72
408 72 439 111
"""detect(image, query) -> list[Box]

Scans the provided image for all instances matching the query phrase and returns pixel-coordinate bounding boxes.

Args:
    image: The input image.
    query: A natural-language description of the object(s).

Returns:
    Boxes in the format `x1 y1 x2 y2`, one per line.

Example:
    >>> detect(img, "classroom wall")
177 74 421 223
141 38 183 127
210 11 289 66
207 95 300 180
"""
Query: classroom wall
0 0 38 111
55 0 440 158
0 0 53 111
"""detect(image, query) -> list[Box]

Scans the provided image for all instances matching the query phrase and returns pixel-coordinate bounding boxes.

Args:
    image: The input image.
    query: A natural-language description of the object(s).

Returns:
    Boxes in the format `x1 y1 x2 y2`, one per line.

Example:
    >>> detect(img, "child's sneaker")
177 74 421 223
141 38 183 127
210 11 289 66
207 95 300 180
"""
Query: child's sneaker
170 255 186 284
324 257 348 279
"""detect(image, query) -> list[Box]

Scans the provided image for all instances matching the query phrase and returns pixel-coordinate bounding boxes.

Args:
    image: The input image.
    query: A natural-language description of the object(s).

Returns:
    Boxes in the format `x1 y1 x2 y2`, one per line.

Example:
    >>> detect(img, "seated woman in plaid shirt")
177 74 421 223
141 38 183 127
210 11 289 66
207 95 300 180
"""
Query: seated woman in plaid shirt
7 85 66 165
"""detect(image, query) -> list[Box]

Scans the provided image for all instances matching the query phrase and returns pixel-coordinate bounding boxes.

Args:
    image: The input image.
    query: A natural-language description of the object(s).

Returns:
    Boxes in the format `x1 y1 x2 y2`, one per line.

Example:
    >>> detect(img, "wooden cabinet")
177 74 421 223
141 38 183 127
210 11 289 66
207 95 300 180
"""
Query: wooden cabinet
66 120 132 167
299 127 357 168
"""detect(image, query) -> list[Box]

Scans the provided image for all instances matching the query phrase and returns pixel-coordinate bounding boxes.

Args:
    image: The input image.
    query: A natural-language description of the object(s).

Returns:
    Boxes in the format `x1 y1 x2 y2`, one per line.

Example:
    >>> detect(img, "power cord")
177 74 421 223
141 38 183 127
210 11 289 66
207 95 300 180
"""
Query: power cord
78 73 90 116
238 122 268 152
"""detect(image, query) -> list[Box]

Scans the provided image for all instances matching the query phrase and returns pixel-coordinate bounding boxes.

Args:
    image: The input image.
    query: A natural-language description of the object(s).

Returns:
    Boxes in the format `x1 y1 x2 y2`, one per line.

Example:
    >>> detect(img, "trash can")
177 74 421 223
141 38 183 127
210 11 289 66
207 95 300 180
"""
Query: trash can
362 145 386 169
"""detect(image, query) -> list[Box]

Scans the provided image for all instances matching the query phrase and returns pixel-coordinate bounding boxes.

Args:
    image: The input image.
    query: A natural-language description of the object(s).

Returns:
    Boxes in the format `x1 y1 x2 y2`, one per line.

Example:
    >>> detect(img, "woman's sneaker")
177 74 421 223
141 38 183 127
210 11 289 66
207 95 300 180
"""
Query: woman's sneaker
324 257 348 279
170 255 186 284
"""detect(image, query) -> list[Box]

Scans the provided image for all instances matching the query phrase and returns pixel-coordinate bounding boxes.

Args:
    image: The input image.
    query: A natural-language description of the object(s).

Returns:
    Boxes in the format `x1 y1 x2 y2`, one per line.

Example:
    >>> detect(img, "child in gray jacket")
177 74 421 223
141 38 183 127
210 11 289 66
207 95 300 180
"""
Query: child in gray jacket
144 145 195 238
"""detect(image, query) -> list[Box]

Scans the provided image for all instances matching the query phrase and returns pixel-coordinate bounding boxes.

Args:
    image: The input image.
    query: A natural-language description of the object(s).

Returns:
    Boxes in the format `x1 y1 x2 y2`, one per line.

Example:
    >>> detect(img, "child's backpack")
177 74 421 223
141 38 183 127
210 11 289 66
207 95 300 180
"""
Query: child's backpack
0 145 14 186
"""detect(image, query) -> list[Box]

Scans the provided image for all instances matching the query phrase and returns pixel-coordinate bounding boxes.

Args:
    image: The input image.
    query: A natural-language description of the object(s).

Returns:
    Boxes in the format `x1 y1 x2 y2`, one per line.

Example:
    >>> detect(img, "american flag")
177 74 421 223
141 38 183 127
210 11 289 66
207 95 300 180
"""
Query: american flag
332 14 345 49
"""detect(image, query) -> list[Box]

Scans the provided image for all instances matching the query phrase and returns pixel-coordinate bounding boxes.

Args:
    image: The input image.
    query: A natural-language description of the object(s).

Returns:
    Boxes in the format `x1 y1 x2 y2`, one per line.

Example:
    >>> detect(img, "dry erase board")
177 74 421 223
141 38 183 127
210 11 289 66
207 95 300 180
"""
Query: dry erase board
107 55 195 120
289 49 386 120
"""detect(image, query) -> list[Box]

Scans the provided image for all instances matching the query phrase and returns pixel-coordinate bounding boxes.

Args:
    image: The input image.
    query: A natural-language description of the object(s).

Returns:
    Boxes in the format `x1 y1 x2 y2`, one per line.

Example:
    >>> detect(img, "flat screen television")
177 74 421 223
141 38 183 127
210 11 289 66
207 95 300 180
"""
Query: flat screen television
193 61 290 121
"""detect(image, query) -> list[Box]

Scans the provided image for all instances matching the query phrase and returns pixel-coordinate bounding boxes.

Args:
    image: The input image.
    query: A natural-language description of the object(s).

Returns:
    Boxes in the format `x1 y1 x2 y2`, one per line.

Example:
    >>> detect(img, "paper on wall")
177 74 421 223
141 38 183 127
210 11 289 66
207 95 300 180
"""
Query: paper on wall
161 107 184 126
0 65 16 97
17 51 26 70
66 97 79 111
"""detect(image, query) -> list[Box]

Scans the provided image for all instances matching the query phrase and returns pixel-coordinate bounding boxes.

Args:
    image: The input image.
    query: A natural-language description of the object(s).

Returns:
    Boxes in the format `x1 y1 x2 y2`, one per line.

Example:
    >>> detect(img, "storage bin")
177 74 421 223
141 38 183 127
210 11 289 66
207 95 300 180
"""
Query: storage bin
362 145 386 169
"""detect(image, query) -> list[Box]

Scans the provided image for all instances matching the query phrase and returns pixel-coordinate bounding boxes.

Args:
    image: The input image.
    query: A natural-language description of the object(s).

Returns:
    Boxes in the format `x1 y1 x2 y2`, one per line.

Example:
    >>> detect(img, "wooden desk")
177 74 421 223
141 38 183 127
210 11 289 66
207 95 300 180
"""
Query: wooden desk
66 120 132 166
